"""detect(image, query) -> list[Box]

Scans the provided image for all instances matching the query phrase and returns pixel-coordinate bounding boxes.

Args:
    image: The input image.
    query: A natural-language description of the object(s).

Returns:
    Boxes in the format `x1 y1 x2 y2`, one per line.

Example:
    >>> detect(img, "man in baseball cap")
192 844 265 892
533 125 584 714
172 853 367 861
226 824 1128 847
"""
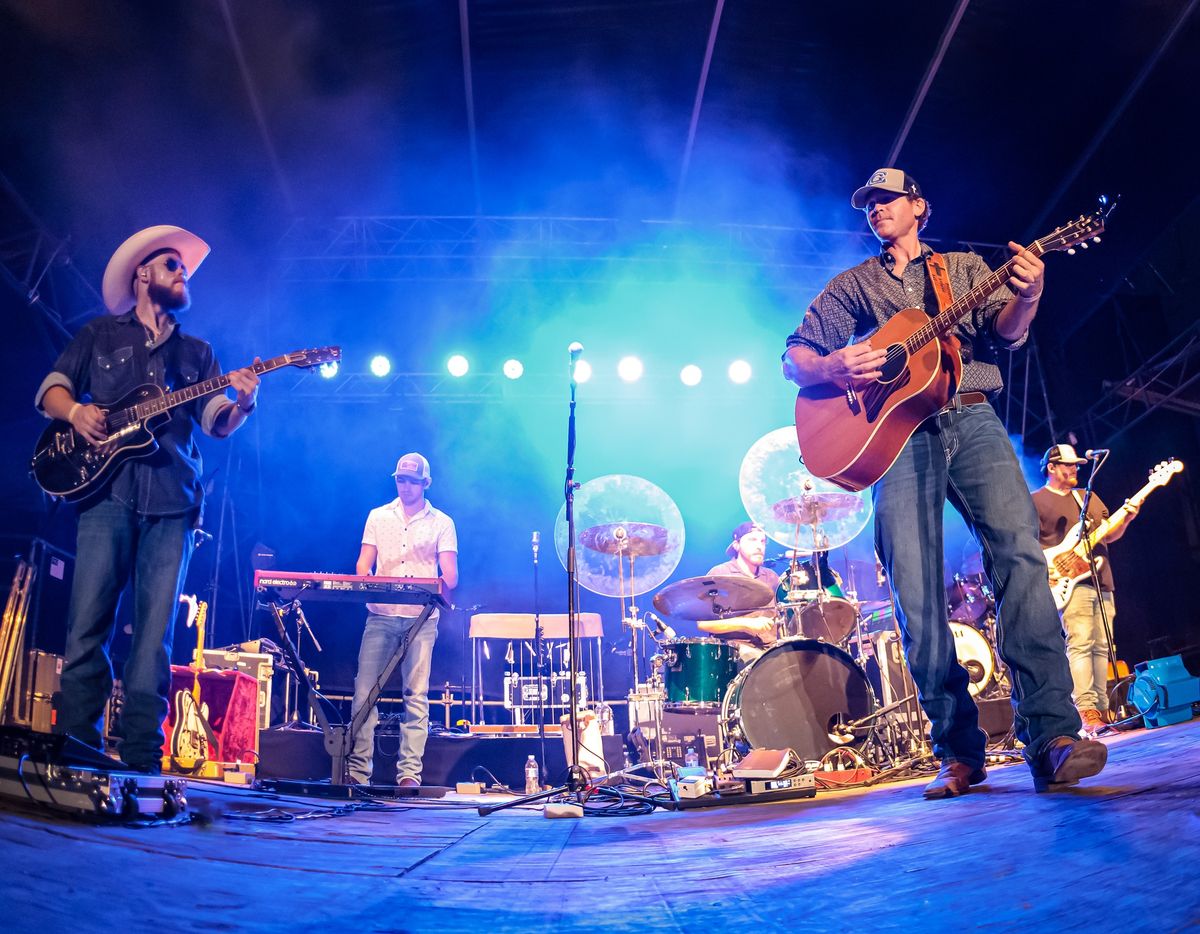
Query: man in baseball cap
700 521 780 658
34 225 261 774
1040 443 1088 473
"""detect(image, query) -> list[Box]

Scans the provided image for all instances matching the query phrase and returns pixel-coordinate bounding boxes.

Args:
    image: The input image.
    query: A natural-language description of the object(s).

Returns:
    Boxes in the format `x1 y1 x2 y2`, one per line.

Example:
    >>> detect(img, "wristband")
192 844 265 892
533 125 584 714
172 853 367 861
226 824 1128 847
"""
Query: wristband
67 402 81 423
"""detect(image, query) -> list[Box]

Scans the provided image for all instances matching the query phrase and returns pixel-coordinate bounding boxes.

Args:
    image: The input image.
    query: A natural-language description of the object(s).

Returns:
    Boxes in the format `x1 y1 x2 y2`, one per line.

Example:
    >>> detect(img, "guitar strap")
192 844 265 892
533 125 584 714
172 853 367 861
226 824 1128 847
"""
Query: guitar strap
926 251 953 313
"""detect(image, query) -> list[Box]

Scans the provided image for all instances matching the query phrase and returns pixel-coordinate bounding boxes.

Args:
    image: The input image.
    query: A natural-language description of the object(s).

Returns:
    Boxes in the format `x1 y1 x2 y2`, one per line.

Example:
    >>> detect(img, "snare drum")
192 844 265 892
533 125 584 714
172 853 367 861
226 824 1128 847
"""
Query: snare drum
949 621 995 696
662 638 739 708
721 637 876 763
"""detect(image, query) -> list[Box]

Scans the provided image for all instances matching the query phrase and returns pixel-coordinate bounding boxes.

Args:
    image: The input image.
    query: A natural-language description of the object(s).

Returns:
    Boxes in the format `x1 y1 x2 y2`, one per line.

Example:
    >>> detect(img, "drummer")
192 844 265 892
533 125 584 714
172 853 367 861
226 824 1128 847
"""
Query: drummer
699 521 781 660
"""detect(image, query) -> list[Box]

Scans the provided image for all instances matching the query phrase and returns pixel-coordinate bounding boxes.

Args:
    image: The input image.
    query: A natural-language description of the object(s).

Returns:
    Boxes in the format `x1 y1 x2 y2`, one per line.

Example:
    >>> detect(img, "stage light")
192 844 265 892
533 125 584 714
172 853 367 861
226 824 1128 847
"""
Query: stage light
503 359 524 380
573 359 593 384
680 364 702 386
617 356 644 383
369 354 392 377
728 359 752 384
447 354 470 377
318 361 339 379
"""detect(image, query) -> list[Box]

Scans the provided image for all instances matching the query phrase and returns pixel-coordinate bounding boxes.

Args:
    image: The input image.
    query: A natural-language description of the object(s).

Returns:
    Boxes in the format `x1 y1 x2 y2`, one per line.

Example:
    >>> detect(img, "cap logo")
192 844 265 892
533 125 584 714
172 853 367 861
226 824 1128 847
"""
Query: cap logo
869 170 890 185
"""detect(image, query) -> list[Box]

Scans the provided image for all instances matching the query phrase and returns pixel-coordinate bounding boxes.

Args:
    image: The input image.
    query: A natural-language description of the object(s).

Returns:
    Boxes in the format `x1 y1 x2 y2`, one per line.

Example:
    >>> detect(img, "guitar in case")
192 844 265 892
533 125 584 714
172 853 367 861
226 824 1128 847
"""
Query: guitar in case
30 345 340 502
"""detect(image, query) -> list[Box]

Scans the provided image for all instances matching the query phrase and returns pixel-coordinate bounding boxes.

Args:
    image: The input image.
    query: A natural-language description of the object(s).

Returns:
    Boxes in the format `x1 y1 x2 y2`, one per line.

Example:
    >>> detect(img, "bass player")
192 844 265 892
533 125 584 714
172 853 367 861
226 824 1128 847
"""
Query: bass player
1032 444 1137 735
781 168 1106 797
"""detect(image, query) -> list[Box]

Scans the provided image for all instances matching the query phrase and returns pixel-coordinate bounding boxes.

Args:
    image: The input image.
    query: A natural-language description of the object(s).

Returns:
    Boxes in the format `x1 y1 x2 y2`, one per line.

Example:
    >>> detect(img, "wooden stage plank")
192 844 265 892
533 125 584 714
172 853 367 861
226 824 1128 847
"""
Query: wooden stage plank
2 718 1199 932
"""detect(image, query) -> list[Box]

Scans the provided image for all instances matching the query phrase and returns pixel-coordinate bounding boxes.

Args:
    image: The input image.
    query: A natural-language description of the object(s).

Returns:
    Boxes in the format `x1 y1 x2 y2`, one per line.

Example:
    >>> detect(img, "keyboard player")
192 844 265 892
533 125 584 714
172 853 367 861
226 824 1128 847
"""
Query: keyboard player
348 452 458 787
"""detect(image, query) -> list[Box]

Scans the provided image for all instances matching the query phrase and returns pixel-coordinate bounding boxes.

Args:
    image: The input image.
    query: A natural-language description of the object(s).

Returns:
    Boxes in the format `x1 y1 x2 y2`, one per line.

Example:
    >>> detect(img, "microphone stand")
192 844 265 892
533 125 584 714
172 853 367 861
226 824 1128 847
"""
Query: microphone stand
480 349 589 816
532 529 548 776
1077 454 1126 721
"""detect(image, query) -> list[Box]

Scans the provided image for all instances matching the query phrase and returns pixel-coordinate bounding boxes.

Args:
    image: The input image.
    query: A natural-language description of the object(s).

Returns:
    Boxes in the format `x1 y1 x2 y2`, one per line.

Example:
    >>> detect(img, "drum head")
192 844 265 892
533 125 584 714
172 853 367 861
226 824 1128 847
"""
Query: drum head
729 638 875 762
949 622 994 696
798 598 857 643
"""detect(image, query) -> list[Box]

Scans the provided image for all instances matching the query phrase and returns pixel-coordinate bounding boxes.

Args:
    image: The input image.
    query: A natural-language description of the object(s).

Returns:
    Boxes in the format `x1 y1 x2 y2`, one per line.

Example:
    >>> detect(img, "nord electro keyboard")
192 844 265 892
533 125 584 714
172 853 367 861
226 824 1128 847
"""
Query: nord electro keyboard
253 571 447 607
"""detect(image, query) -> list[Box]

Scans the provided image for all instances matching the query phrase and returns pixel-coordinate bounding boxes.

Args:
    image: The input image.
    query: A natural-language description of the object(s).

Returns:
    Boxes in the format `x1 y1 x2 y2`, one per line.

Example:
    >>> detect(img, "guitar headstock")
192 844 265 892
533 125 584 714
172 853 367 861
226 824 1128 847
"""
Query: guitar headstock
1147 458 1183 489
1038 195 1118 256
286 346 342 369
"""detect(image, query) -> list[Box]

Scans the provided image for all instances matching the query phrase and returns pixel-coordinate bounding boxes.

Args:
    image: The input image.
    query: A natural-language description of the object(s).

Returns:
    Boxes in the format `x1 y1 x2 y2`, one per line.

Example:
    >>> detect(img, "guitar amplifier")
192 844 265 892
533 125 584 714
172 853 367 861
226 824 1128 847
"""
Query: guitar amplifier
6 650 62 733
161 667 259 764
203 649 274 730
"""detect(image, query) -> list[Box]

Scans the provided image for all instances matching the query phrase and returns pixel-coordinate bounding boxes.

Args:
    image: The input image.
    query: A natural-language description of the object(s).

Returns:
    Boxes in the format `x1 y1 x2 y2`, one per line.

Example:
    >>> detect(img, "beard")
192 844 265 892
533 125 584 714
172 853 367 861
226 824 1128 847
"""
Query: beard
148 279 191 312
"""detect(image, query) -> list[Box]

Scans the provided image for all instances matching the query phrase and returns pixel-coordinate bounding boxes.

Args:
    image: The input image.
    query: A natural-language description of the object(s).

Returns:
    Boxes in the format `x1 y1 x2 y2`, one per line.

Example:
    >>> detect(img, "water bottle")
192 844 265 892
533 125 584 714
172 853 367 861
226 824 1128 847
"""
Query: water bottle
524 755 540 794
684 746 699 769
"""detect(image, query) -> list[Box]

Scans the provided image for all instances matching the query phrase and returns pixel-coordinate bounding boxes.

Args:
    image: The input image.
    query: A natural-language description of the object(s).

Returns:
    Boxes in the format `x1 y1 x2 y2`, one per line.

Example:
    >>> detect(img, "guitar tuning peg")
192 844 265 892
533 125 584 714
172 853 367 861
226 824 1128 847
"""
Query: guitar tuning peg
1079 242 1089 249
1093 236 1101 243
1067 248 1076 255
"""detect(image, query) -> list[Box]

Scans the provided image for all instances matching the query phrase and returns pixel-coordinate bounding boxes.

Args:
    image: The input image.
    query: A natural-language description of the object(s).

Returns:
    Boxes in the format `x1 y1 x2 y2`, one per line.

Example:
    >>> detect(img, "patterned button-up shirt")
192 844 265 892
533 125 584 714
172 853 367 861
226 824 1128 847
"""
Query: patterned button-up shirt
362 499 458 617
786 243 1025 394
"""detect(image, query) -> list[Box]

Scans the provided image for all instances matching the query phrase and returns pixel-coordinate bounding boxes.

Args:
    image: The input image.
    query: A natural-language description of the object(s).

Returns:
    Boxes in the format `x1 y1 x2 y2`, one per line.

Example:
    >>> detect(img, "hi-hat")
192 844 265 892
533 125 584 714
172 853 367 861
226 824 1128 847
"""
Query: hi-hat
771 492 862 525
652 575 775 621
580 522 669 557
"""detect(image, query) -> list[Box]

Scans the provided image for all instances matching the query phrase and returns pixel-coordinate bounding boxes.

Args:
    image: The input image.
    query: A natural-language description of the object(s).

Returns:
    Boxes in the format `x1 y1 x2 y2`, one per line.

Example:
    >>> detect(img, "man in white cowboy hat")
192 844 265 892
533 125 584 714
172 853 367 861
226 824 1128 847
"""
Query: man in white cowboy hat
348 452 458 787
34 225 261 773
1032 443 1138 735
783 168 1107 797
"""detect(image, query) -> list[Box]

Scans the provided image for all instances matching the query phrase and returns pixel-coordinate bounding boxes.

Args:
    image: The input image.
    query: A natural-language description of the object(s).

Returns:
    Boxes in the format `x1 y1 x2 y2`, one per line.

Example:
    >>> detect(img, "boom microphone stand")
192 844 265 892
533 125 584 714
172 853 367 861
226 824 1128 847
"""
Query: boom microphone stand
480 343 591 816
1076 450 1128 721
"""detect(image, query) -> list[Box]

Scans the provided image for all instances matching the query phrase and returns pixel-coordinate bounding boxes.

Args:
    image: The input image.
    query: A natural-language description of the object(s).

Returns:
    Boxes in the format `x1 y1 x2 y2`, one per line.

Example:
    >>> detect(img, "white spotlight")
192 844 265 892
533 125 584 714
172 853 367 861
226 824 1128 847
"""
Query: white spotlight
573 359 593 384
617 356 644 383
728 359 752 384
319 361 339 379
447 354 470 377
503 359 524 380
680 364 702 386
369 354 392 378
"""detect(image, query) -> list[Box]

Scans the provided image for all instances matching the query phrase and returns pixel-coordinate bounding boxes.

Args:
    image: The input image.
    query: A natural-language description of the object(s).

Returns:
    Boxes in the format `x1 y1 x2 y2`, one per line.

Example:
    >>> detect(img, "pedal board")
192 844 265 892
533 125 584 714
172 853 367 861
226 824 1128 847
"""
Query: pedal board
0 725 188 821
669 771 816 809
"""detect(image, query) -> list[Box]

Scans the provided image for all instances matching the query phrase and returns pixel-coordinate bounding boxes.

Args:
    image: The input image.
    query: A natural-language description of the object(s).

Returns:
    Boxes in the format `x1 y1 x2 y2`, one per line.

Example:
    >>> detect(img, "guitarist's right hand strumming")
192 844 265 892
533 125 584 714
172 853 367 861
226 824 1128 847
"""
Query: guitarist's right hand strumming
68 402 108 446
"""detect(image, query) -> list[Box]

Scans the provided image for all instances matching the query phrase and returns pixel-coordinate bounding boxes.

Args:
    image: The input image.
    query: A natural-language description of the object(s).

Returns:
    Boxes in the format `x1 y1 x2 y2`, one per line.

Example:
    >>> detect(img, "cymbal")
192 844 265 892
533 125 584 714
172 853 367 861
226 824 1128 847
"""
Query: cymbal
580 521 669 557
652 575 775 621
771 492 862 525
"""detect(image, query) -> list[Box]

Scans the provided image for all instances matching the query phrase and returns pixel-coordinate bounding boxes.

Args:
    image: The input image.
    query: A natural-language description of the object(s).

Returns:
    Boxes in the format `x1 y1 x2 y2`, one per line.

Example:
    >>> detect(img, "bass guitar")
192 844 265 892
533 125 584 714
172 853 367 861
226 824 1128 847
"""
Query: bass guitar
30 346 340 502
794 203 1112 492
1045 458 1182 610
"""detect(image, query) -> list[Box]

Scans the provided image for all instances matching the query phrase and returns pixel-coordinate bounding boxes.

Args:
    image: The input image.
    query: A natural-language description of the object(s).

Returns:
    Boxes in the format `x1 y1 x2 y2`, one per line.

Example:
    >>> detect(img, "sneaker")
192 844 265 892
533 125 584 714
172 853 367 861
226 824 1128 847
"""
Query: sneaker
1078 708 1105 735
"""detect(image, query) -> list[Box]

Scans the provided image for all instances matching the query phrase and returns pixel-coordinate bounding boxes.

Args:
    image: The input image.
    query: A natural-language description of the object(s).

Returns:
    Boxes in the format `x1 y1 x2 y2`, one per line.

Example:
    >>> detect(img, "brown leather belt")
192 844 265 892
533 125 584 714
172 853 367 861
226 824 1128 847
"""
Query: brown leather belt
937 391 989 415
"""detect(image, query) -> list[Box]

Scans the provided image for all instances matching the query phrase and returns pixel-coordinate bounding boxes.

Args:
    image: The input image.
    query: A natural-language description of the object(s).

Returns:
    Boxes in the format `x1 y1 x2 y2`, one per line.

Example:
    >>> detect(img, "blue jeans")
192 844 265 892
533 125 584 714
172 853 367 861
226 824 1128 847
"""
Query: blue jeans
873 402 1081 773
348 612 438 784
58 497 196 770
1062 583 1115 712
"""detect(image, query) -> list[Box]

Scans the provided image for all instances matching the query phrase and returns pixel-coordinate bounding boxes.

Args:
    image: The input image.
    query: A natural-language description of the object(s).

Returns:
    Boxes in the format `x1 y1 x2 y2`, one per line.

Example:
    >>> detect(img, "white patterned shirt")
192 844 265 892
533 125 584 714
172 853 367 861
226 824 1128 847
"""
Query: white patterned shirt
362 498 458 617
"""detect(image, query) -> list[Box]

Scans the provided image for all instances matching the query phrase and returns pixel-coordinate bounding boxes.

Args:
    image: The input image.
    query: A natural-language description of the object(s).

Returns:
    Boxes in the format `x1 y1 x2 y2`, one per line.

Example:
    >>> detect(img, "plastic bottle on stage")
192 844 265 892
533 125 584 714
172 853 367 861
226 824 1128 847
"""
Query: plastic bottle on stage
525 755 540 794
684 747 699 769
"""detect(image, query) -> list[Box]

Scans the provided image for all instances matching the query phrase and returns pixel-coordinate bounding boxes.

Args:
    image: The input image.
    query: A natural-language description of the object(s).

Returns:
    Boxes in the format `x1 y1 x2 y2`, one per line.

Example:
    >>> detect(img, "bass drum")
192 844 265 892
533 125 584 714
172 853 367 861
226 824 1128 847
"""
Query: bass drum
950 621 995 696
721 637 876 763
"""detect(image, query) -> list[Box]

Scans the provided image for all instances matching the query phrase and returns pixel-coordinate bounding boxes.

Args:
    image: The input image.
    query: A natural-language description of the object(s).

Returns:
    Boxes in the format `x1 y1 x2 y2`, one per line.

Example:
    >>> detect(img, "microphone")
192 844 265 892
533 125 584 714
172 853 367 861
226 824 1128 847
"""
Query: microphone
568 341 584 360
646 612 677 641
1084 448 1110 458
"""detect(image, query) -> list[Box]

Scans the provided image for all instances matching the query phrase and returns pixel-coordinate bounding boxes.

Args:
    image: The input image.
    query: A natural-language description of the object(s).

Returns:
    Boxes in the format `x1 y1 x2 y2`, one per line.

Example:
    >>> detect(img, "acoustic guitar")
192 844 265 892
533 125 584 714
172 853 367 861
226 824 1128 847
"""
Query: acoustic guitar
794 206 1112 491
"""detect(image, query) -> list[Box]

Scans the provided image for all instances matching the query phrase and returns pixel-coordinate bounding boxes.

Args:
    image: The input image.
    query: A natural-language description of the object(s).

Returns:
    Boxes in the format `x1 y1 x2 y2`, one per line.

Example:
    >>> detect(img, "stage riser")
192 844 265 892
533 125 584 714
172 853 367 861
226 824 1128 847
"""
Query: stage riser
258 728 626 789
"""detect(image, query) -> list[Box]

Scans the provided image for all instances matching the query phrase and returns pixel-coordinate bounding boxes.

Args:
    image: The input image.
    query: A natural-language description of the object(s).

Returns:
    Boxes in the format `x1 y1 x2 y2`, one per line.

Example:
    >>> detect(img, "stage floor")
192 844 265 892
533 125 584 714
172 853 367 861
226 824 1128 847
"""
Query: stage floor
3 717 1199 933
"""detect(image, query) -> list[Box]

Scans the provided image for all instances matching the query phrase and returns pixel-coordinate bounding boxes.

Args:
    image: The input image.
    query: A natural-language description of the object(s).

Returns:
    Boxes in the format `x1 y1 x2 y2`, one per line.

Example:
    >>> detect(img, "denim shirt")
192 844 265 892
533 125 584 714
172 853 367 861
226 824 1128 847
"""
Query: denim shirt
35 312 226 518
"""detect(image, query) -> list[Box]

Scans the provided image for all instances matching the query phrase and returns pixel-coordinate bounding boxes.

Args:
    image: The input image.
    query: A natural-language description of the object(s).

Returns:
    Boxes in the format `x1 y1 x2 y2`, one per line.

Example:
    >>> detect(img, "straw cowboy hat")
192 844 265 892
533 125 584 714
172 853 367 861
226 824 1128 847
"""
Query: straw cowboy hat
101 224 210 314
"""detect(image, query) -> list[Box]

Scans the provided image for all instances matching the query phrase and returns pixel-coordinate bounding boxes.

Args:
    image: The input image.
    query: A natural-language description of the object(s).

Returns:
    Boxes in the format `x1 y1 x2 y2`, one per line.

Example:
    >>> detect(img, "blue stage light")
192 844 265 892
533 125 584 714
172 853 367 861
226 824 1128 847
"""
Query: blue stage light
573 359 593 384
728 359 752 384
503 359 524 380
617 356 644 383
369 354 392 377
447 354 470 377
680 364 702 386
318 361 339 379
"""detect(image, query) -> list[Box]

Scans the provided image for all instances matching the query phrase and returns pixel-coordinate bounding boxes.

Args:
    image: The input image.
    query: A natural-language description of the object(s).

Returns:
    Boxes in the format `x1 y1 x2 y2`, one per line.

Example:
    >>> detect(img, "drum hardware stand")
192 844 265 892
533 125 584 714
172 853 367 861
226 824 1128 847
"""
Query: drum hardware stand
480 343 591 816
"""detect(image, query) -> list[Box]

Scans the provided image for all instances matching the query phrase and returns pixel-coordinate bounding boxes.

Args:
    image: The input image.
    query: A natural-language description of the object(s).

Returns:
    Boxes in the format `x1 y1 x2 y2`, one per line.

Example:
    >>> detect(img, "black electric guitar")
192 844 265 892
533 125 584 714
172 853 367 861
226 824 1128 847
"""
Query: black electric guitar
30 346 340 502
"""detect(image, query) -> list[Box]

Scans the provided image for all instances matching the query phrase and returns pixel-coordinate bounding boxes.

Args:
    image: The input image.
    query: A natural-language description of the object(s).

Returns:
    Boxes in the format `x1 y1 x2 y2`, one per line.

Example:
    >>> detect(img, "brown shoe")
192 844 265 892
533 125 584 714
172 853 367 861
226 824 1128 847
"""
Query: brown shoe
1033 736 1107 792
1079 708 1105 736
396 776 421 789
923 761 987 800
